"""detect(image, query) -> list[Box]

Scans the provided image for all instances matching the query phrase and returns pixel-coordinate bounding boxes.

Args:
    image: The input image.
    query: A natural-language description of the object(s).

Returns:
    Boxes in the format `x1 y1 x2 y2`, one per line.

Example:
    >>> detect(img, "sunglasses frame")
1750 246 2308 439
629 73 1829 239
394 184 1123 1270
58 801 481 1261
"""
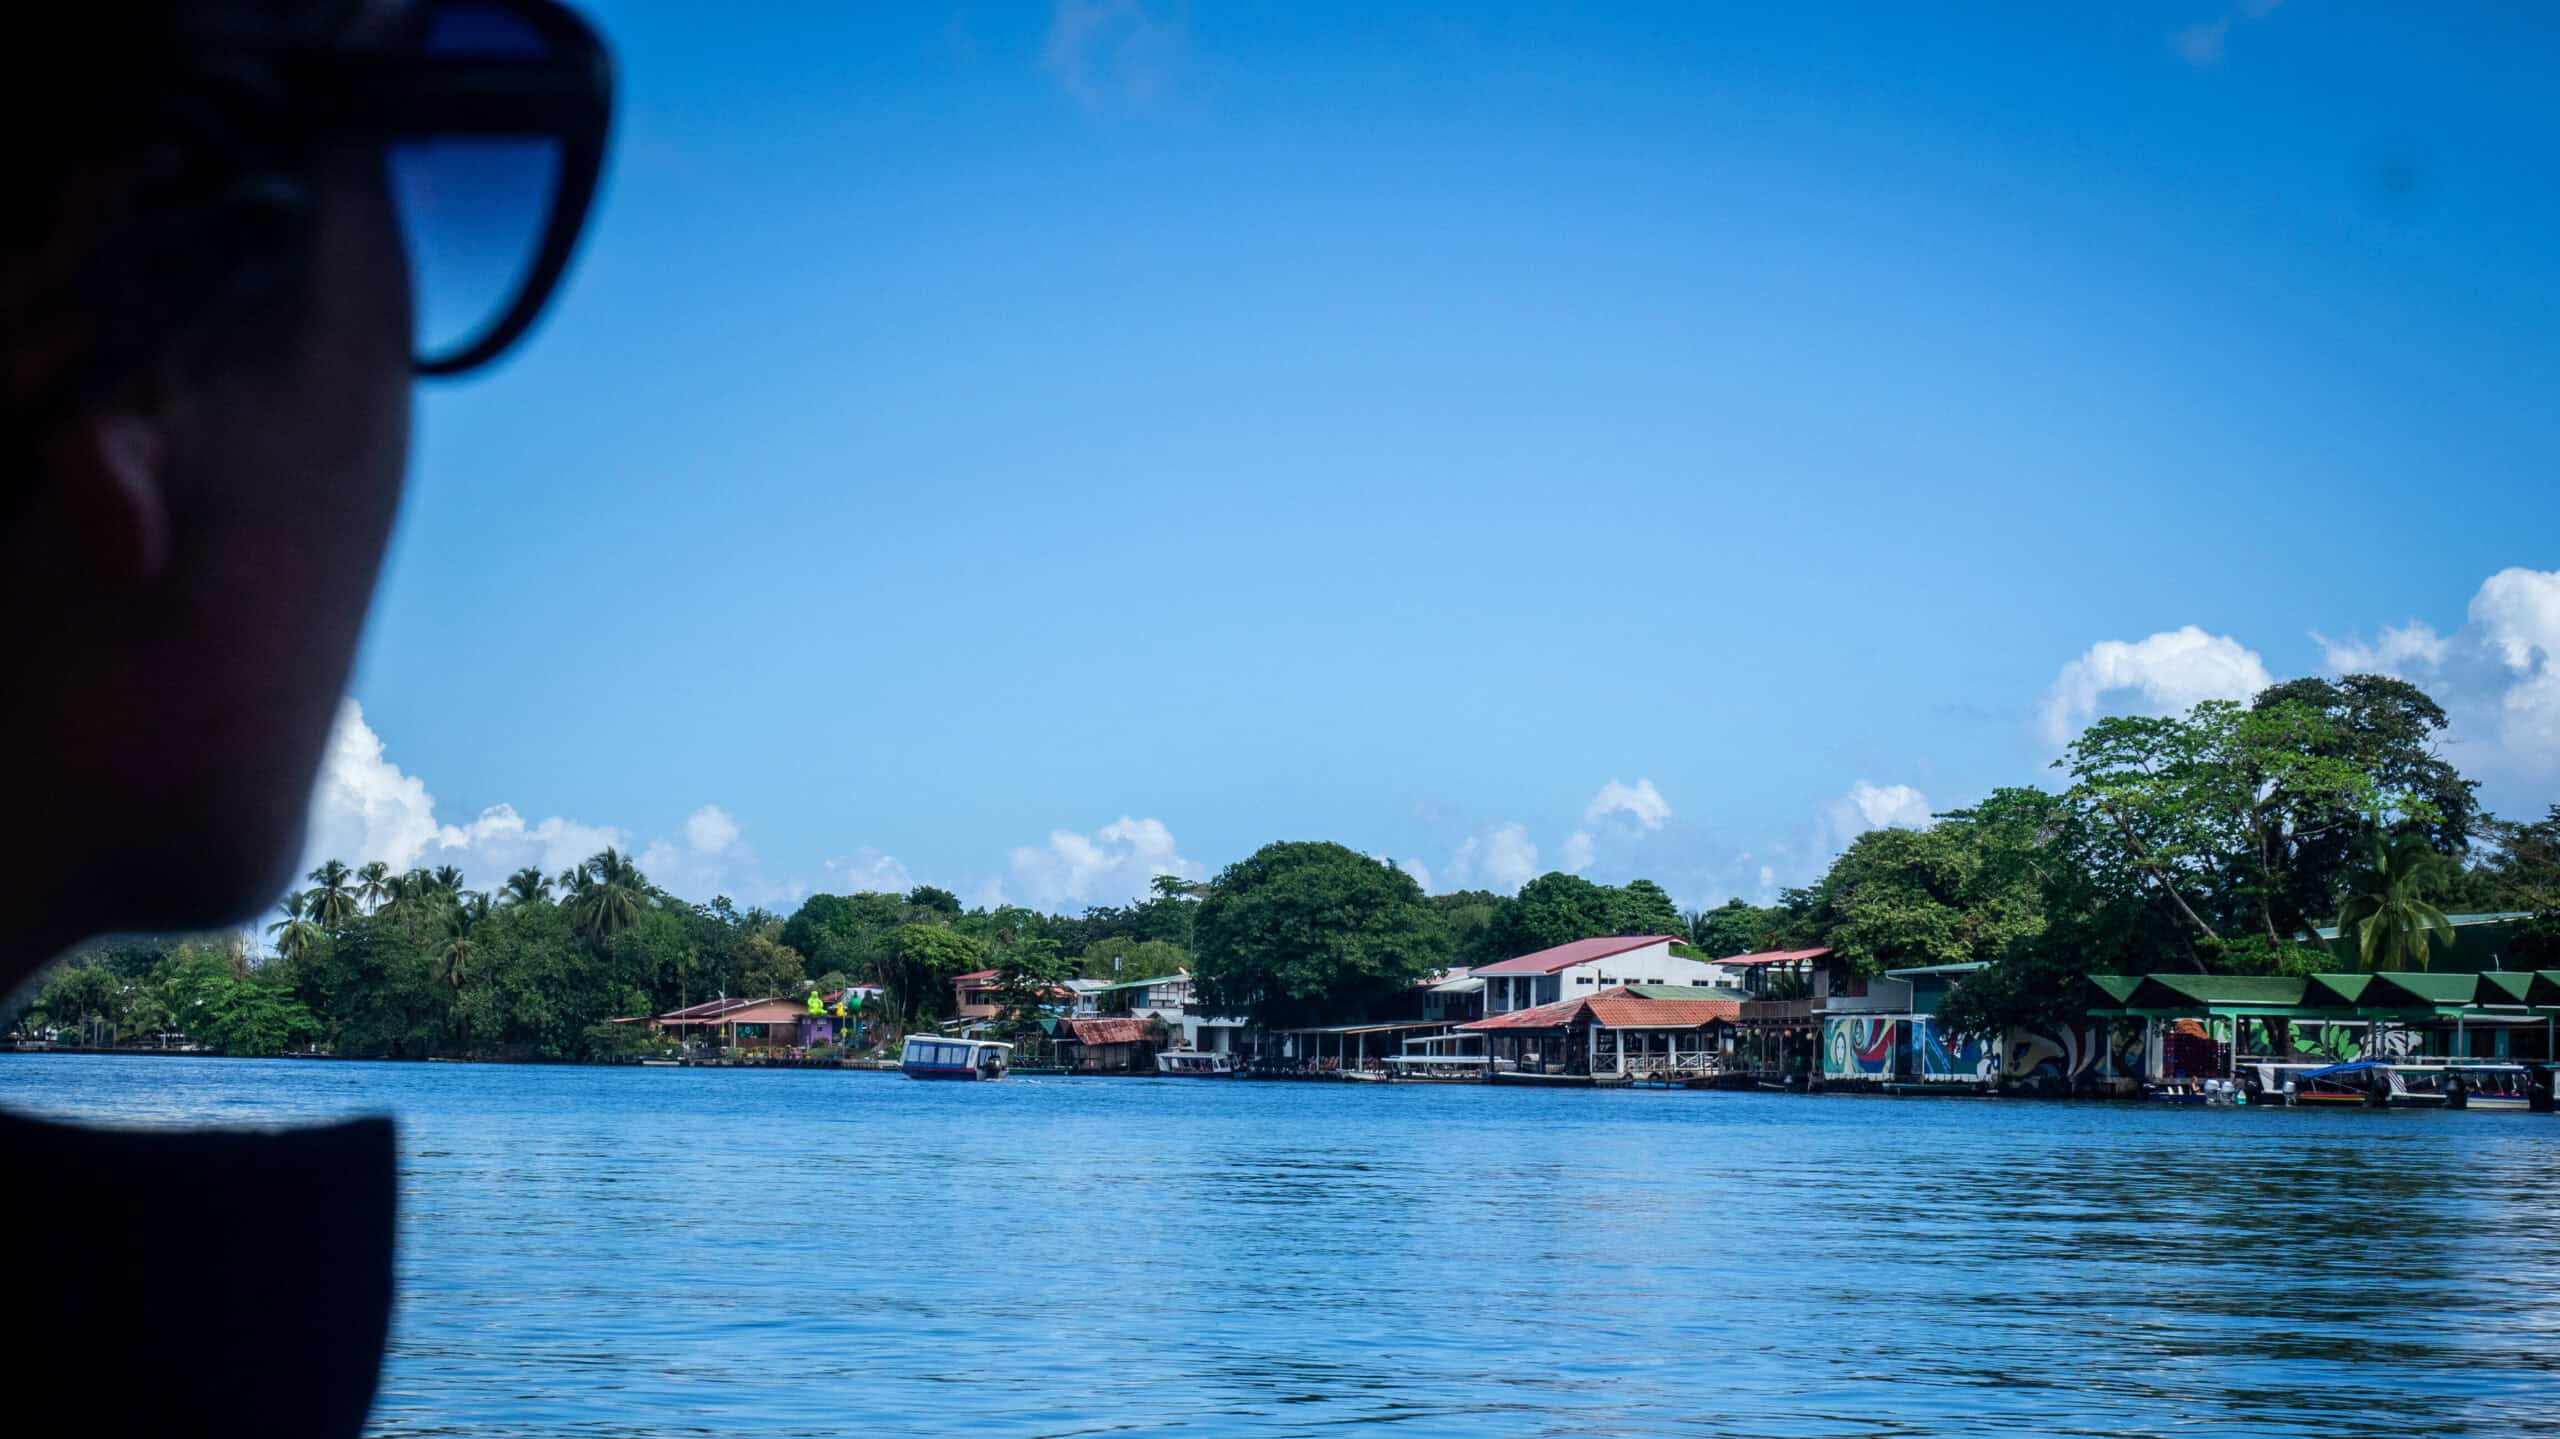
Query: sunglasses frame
299 0 614 375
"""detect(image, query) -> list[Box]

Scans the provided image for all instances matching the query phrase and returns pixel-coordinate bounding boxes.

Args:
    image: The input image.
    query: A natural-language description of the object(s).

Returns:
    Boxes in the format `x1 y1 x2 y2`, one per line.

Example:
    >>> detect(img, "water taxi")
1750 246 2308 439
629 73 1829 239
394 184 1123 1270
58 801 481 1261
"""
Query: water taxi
1153 1049 1237 1077
900 1035 1011 1080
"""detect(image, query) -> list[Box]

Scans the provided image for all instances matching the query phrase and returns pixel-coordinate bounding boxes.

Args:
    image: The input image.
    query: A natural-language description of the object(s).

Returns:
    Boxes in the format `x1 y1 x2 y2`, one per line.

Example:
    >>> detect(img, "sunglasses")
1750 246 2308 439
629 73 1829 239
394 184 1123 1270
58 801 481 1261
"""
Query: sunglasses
305 0 613 376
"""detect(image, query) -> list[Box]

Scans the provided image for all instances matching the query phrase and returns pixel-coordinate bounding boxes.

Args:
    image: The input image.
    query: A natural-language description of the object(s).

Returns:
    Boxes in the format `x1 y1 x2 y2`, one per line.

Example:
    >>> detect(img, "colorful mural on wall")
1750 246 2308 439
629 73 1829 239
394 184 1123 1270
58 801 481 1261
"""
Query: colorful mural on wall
1822 1016 1897 1078
1919 1018 1989 1082
2000 1023 2111 1081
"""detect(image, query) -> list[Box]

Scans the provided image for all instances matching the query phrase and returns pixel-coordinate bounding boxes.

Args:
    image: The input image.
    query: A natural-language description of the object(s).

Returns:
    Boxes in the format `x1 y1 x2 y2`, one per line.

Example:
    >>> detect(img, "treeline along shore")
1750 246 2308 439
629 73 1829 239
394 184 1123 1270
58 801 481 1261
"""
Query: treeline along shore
9 673 2558 1075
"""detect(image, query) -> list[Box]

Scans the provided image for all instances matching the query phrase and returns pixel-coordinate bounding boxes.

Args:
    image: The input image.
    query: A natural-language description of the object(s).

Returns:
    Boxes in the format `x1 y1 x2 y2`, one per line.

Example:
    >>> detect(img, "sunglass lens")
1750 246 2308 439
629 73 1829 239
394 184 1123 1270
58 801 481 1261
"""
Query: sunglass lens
395 1 573 371
392 134 564 370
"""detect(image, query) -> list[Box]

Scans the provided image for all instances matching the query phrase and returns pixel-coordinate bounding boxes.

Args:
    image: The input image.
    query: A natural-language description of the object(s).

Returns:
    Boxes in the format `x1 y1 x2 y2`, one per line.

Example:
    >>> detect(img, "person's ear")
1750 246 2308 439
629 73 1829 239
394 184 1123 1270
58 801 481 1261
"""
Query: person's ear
43 401 175 586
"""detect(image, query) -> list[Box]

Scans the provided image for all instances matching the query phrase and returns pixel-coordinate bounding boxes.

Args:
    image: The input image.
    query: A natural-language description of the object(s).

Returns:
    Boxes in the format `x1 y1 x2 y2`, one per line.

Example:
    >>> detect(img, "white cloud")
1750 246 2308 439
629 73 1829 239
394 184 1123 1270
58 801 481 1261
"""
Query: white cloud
300 701 808 906
684 804 741 855
303 699 443 875
2038 625 2273 748
820 848 915 896
433 804 624 884
2317 621 2449 678
1584 778 1672 831
1560 830 1597 873
1449 821 1540 895
1756 865 1777 899
996 816 1200 911
1372 853 1436 893
2469 567 2560 767
1041 0 1184 110
1819 781 1932 854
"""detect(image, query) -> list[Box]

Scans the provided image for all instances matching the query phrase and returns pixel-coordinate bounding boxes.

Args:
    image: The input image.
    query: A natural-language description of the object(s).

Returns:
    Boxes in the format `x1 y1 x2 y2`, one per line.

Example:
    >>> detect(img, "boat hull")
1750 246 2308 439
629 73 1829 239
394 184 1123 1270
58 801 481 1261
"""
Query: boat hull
901 1063 998 1080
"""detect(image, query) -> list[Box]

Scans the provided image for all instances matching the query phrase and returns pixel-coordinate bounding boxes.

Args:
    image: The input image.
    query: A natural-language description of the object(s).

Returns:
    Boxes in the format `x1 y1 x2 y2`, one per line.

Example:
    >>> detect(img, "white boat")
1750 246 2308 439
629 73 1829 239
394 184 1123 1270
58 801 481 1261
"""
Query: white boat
900 1035 1011 1080
1153 1049 1237 1077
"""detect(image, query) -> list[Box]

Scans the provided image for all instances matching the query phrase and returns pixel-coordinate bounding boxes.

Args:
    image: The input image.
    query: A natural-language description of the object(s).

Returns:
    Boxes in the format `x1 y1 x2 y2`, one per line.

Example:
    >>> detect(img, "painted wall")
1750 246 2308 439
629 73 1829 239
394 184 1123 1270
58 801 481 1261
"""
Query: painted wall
1822 1016 1898 1078
1919 1018 1989 1082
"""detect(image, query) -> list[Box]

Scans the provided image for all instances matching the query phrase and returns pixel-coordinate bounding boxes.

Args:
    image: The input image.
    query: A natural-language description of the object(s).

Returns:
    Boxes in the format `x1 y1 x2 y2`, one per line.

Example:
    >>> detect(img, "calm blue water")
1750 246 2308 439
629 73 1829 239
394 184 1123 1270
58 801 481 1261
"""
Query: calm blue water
5 1055 2556 1438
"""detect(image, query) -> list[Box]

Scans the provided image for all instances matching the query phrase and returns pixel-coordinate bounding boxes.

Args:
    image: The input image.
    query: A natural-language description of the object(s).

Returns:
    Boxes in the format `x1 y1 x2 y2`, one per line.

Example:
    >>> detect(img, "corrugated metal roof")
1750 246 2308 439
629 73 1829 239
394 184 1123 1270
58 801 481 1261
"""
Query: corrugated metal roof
1064 1017 1153 1045
1586 991 1740 1028
1459 986 1740 1031
2310 910 2532 941
1474 935 1682 976
1713 947 1832 967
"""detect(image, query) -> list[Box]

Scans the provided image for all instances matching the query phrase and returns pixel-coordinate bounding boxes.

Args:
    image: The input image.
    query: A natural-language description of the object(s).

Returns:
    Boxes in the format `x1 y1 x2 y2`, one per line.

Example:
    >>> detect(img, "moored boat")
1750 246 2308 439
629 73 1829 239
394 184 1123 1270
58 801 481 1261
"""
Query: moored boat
1153 1049 1238 1077
900 1035 1011 1080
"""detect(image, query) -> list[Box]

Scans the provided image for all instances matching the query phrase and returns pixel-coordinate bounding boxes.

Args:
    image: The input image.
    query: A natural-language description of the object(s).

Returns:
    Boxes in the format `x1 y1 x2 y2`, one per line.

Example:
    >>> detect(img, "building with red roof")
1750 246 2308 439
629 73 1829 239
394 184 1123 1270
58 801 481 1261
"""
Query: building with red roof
1474 934 1740 1017
1458 983 1744 1079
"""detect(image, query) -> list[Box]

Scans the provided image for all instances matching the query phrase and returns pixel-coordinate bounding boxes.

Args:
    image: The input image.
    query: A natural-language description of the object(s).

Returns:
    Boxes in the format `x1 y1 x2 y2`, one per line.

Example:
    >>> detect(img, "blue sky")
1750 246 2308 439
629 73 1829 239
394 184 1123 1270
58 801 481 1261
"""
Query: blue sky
314 0 2560 915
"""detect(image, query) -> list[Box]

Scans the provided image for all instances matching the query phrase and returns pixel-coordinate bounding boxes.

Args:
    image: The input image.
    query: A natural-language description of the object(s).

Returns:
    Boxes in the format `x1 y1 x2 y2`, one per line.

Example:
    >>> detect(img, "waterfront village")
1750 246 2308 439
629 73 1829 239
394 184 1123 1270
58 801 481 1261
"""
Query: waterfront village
627 919 2560 1110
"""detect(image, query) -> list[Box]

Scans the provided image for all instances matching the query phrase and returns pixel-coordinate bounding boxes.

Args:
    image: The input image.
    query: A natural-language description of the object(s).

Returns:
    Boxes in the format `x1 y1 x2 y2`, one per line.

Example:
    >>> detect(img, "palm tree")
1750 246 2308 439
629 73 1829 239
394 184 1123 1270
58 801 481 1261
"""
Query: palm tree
501 867 552 907
355 860 393 912
431 864 466 897
307 860 358 928
568 847 649 946
267 891 322 961
2334 832 2459 972
438 930 477 992
457 890 493 930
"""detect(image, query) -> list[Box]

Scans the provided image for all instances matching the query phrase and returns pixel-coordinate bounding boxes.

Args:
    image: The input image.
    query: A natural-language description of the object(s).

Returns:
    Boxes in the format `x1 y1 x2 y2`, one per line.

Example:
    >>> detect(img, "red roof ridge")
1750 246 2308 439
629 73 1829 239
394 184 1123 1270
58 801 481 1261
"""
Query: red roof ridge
1713 946 1831 967
1473 934 1683 976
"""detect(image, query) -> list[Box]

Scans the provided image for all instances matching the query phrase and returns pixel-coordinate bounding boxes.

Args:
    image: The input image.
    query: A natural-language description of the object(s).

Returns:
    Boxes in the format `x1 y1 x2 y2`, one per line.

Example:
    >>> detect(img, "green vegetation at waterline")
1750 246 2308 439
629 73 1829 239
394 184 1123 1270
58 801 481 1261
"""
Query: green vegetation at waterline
10 673 2556 1062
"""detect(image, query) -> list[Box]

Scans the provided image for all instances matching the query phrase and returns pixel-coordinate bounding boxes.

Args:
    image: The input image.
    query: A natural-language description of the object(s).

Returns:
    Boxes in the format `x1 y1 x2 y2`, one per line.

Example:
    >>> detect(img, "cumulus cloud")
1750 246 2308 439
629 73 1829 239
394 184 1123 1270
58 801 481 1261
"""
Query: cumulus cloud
820 848 916 897
1818 781 1933 855
2317 621 2449 678
2038 625 2273 748
1449 822 1540 895
302 699 443 876
1560 830 1597 873
1041 0 1184 110
2470 566 2560 766
1584 778 1673 831
300 701 823 906
994 816 1200 911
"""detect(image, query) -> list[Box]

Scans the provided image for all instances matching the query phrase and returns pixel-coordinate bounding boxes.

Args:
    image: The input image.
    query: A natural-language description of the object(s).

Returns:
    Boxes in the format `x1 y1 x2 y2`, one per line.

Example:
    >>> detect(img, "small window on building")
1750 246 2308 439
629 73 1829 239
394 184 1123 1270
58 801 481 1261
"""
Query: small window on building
1576 975 1593 984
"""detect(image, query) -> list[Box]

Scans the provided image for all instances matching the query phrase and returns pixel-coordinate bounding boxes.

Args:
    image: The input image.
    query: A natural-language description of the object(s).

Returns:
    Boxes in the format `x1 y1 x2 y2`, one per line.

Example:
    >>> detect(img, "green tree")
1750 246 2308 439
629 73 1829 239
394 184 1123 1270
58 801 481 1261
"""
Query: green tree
1191 843 1449 1028
354 860 393 912
904 885 963 916
990 936 1072 1042
566 847 651 946
2333 831 2458 972
1481 872 1618 958
1687 898 1778 957
32 963 129 1046
268 890 323 962
1797 812 2048 978
872 923 984 1029
736 925 808 999
307 859 359 928
2058 698 2418 961
500 867 552 907
2475 806 2560 965
1074 937 1187 981
2251 675 2480 925
1609 878 1684 936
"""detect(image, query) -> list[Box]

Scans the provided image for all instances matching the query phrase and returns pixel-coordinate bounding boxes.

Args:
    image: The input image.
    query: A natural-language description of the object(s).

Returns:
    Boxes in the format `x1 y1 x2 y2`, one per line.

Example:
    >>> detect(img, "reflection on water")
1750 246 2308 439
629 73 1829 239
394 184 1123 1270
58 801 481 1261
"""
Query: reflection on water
5 1056 2555 1438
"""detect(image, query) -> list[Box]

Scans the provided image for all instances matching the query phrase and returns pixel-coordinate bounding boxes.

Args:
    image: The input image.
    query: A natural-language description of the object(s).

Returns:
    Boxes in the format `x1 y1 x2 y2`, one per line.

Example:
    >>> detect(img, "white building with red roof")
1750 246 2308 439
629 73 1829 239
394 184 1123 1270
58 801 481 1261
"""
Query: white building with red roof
1473 934 1736 1015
